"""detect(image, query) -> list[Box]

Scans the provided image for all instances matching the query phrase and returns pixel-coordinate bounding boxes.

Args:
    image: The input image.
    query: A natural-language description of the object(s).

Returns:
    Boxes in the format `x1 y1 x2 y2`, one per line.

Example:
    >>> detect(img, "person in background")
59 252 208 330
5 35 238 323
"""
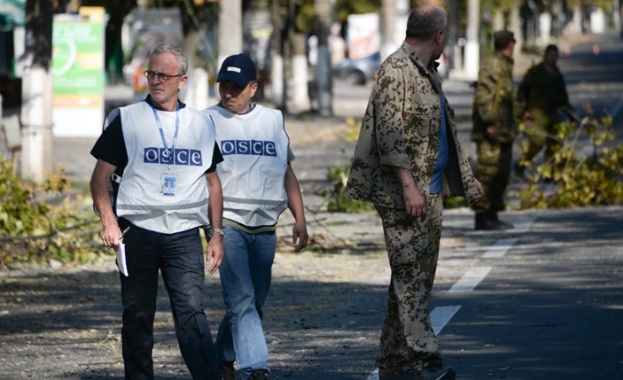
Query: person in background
470 30 518 231
205 53 308 380
345 5 483 380
516 44 576 174
90 44 224 380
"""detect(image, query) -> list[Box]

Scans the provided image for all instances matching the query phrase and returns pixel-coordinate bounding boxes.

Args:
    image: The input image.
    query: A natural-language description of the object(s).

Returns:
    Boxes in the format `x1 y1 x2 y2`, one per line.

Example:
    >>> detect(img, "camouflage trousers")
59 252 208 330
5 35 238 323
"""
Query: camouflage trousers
472 140 513 213
520 114 562 166
374 194 444 374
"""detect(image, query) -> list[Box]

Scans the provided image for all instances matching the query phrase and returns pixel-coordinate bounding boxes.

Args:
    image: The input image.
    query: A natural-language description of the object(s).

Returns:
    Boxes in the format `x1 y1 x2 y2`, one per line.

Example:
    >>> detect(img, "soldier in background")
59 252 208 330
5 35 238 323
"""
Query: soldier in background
516 44 576 174
471 30 518 231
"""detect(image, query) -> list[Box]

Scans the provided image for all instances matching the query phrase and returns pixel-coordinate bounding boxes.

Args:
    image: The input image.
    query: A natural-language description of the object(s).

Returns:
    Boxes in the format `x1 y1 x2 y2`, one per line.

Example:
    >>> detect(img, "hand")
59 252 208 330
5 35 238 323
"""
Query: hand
291 221 309 252
485 124 499 140
474 178 484 203
101 224 123 251
206 234 224 275
403 184 427 218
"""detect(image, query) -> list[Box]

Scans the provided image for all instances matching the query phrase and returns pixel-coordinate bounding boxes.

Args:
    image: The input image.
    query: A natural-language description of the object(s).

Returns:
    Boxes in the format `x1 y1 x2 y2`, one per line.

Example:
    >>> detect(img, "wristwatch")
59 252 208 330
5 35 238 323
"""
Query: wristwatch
212 228 225 237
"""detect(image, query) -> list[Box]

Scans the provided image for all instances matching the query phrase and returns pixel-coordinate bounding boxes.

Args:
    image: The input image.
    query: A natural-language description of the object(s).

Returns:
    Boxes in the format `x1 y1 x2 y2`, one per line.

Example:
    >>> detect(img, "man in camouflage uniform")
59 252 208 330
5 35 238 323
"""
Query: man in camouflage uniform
345 5 482 380
471 30 518 231
516 44 575 173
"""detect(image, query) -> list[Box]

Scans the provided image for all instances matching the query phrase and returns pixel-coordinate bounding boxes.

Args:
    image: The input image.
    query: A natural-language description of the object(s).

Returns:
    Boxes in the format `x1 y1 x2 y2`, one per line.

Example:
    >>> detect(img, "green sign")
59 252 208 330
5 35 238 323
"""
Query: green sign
52 8 106 137
52 12 105 107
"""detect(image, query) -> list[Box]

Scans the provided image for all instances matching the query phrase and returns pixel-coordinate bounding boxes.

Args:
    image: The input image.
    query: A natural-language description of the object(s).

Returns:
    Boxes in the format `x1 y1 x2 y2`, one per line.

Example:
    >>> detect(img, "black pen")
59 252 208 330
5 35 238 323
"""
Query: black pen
119 226 131 239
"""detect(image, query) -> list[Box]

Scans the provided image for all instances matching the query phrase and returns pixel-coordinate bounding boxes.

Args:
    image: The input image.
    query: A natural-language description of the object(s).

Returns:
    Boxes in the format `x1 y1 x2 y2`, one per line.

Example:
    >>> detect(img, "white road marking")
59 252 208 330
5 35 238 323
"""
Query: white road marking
482 238 518 258
431 305 462 334
367 368 379 380
609 94 623 118
512 217 536 233
448 266 492 293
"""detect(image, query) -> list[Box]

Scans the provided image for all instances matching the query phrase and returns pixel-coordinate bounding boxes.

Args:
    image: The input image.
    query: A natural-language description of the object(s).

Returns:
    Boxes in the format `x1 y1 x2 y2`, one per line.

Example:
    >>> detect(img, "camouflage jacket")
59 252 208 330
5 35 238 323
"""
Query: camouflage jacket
471 52 518 143
345 42 481 208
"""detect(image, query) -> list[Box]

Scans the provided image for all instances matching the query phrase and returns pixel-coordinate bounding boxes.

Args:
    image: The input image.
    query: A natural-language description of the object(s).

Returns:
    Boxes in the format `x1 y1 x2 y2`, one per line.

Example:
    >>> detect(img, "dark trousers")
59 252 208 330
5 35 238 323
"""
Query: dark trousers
119 222 219 380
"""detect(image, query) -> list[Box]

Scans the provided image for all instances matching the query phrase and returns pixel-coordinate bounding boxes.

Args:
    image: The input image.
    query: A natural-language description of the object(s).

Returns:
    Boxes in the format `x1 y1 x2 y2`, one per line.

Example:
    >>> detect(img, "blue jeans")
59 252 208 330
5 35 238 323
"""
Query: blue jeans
120 221 219 380
215 227 276 379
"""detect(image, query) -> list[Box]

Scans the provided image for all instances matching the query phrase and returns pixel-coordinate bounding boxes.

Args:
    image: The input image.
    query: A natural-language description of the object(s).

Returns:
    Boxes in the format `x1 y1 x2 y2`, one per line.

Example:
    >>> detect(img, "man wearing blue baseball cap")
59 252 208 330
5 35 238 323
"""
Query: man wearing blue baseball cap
205 54 309 380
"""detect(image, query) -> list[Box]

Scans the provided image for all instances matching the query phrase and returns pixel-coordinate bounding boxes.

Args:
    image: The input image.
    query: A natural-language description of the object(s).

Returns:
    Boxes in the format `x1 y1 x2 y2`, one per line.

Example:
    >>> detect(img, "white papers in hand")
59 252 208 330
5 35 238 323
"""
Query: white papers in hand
116 243 129 277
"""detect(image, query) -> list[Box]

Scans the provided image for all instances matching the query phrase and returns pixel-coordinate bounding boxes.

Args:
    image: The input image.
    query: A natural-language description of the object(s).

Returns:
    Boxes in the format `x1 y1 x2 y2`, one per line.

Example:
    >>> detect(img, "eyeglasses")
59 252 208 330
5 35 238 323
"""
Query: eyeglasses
144 70 183 82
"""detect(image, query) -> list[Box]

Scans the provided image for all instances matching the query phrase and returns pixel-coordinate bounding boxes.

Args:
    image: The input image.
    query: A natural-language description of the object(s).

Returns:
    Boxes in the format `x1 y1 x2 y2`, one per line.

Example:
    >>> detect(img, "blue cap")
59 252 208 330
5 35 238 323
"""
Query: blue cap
217 54 257 88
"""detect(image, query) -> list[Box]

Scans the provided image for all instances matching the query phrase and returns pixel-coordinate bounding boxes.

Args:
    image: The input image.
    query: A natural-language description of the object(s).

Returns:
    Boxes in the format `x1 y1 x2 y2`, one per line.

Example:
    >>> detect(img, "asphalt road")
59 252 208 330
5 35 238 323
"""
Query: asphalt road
273 206 623 380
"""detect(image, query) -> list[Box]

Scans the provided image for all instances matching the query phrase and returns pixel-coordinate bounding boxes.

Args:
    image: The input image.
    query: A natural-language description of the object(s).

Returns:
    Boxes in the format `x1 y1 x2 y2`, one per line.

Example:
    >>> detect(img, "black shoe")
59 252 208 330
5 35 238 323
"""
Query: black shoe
248 369 270 380
475 213 505 231
378 369 418 380
497 219 514 229
491 211 513 229
420 365 456 380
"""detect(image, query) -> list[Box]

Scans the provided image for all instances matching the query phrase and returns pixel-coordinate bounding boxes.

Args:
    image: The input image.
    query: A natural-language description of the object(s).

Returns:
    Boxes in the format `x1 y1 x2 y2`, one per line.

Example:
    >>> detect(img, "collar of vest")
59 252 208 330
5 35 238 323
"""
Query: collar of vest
144 95 186 110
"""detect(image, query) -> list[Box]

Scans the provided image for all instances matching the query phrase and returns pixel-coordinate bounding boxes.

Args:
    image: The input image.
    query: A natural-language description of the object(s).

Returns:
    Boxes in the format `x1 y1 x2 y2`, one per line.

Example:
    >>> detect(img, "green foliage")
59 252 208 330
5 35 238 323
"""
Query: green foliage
443 196 469 209
312 117 372 212
314 160 373 213
344 116 362 142
295 0 381 33
515 105 623 209
0 158 101 266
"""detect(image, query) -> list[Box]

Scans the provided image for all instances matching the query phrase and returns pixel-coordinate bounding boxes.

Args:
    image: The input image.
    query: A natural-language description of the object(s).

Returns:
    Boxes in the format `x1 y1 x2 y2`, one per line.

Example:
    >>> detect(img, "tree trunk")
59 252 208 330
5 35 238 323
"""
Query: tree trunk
20 0 53 181
314 0 333 117
218 0 243 66
464 0 480 80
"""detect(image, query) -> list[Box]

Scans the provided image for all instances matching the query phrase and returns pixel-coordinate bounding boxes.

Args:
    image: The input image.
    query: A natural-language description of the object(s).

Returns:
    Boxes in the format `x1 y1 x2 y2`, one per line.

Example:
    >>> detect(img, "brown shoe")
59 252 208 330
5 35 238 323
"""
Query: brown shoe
221 361 235 380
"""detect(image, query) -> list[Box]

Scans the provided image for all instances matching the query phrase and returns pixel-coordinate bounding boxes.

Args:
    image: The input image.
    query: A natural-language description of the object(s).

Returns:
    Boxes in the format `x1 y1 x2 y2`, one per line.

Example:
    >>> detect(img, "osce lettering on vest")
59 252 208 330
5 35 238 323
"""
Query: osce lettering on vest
143 147 203 166
220 140 277 157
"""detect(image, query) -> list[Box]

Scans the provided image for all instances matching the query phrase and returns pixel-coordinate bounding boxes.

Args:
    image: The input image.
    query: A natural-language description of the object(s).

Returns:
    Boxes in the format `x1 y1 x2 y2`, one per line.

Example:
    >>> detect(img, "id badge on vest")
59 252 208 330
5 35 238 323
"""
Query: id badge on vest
161 173 177 196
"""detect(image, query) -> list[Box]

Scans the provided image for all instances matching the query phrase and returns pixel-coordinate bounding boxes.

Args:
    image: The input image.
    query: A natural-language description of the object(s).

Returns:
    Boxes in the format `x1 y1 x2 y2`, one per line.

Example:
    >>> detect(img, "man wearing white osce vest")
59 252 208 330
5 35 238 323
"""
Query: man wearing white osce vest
204 54 309 380
90 44 224 380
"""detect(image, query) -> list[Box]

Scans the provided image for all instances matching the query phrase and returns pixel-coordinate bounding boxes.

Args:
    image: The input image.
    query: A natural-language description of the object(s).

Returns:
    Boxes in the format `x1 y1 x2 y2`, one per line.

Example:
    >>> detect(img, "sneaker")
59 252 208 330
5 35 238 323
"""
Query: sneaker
248 369 270 380
221 361 235 380
420 365 456 380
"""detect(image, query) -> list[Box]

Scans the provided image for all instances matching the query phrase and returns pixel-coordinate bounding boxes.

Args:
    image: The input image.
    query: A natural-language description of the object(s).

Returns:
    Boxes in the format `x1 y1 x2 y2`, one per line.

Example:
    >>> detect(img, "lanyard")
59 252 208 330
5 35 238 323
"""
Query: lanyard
151 103 180 169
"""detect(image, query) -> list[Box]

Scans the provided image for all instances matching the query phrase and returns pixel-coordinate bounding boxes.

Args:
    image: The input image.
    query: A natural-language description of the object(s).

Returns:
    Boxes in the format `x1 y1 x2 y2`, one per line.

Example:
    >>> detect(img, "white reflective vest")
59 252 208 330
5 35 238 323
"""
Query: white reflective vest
115 102 216 233
205 104 289 227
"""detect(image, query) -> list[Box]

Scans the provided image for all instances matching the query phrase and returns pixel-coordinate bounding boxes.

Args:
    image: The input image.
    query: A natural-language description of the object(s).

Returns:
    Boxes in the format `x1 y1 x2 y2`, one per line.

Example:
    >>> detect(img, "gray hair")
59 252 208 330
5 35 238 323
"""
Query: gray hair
149 44 189 75
405 4 448 39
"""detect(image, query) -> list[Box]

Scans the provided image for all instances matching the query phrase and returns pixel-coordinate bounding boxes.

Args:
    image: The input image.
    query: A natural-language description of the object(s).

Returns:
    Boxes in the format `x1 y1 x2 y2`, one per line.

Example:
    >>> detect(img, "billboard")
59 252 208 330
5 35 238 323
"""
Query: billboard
52 7 105 137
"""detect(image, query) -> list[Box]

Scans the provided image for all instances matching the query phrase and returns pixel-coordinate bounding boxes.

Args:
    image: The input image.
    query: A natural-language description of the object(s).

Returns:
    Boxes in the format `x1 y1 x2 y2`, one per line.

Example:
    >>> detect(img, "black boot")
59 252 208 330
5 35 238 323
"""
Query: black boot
491 211 513 229
475 212 504 231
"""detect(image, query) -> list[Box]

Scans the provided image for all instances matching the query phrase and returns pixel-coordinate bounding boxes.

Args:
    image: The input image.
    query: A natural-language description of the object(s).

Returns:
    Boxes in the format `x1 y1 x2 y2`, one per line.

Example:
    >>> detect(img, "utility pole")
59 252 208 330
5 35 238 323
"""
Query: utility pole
20 0 54 181
314 0 333 117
